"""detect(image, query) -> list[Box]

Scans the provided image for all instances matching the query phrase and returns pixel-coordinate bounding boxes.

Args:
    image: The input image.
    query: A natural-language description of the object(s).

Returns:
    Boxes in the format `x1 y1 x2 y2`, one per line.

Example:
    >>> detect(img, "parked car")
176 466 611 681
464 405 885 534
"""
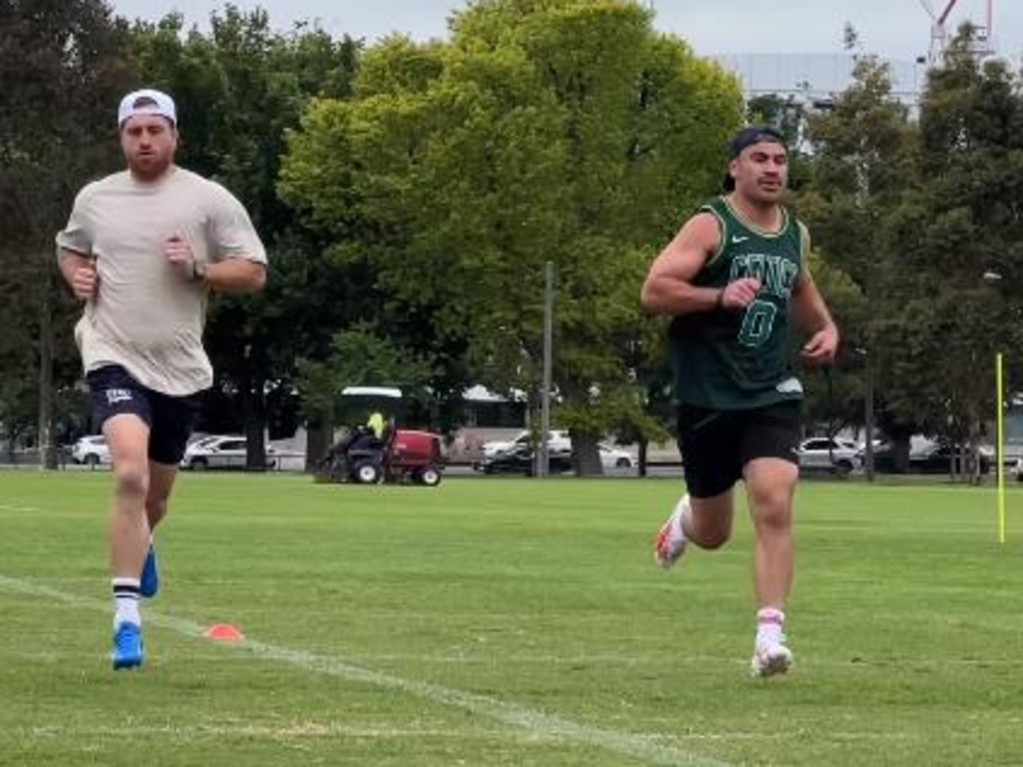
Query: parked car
482 430 572 458
599 443 636 470
71 435 110 466
798 436 860 476
866 442 990 475
180 435 277 471
479 445 573 475
187 434 223 449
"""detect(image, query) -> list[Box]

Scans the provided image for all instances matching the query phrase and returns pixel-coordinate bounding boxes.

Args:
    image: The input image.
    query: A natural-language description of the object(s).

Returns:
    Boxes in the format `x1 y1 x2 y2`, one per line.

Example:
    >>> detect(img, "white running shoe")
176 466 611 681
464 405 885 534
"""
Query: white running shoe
751 642 794 678
653 494 689 569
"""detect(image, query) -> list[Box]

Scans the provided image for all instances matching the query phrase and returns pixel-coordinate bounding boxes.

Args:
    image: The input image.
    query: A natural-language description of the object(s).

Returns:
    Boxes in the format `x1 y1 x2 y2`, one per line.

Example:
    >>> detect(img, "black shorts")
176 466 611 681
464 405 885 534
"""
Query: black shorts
676 400 802 499
86 365 202 465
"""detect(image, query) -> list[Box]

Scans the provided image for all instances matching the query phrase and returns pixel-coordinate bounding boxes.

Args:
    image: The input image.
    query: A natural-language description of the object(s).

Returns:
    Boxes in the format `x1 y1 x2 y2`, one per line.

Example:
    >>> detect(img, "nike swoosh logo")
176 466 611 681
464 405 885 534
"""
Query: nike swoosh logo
731 235 749 244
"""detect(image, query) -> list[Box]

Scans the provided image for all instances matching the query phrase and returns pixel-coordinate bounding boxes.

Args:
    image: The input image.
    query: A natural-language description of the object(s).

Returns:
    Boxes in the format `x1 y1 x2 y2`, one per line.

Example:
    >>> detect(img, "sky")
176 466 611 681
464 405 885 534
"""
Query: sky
108 0 1023 62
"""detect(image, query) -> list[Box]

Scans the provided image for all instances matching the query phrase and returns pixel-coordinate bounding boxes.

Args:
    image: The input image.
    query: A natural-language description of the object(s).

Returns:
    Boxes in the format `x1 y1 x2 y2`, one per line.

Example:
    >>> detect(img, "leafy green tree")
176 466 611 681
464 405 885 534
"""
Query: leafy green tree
803 25 1023 479
799 52 916 462
0 0 133 466
281 0 743 473
882 26 1023 475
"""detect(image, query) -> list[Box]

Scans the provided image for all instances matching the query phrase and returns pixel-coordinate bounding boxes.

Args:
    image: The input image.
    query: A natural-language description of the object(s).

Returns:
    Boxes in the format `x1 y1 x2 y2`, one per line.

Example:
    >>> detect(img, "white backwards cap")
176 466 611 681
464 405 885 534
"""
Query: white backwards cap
117 88 177 127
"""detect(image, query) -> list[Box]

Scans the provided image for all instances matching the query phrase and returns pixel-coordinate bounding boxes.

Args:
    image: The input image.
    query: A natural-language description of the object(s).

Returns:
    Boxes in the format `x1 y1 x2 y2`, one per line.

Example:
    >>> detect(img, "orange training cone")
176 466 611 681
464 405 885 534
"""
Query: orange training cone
203 624 245 642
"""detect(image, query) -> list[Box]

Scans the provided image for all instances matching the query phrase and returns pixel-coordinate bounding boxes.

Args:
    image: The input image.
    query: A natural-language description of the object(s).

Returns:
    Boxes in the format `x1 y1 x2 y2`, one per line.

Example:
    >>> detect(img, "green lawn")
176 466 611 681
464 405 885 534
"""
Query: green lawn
1 471 1021 766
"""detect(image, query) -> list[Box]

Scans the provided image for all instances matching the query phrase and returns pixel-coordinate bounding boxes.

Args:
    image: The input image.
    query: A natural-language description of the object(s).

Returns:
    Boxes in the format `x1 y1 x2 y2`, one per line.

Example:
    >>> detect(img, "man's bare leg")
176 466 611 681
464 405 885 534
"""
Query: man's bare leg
103 414 150 669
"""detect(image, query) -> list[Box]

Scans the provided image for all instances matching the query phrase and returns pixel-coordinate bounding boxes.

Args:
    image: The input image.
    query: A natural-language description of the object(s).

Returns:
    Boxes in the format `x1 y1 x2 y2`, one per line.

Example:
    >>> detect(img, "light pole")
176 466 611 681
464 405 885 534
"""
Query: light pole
982 269 1006 494
538 261 555 478
855 347 875 482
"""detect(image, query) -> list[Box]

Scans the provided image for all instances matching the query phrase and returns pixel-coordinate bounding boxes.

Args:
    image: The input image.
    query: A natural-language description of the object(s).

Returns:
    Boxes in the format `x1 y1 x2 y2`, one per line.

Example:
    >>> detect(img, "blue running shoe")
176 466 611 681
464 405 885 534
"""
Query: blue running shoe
111 622 143 670
140 544 159 598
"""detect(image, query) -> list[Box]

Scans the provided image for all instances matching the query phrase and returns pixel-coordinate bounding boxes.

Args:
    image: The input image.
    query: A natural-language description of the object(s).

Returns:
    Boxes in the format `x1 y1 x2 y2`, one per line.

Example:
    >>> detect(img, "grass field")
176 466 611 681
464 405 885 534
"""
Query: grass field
2 471 1022 766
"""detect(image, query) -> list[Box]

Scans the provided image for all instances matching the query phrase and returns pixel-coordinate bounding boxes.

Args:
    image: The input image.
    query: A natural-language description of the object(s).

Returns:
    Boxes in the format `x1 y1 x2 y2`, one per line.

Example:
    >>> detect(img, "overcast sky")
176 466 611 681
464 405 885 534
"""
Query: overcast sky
108 0 1022 63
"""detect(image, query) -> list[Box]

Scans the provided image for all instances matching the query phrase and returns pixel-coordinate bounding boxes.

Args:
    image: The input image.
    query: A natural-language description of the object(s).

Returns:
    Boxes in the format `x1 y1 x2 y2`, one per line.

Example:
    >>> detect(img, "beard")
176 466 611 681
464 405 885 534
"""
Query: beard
127 151 173 182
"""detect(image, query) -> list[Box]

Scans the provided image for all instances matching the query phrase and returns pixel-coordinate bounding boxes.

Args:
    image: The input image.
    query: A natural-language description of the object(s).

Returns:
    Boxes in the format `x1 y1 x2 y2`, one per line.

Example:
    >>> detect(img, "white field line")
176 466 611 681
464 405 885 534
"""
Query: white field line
14 723 916 744
0 573 731 767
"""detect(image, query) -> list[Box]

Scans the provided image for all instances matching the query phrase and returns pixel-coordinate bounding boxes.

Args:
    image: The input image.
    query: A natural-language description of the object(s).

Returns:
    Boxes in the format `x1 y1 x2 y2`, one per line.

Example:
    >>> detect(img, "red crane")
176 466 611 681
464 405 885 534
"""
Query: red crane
920 0 994 62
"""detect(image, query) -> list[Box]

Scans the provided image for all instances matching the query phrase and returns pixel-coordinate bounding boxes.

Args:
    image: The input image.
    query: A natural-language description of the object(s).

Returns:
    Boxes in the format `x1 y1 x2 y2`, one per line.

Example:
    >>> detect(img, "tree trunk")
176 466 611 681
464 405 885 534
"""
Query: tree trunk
891 437 911 473
37 270 58 470
638 437 648 478
305 421 332 473
571 430 603 476
244 371 268 472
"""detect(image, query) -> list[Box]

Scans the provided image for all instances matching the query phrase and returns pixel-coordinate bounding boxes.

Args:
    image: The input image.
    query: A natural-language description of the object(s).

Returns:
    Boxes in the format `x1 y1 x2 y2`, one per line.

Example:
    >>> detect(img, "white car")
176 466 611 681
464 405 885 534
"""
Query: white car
71 435 110 466
482 429 572 458
599 443 636 470
180 435 276 470
798 437 861 475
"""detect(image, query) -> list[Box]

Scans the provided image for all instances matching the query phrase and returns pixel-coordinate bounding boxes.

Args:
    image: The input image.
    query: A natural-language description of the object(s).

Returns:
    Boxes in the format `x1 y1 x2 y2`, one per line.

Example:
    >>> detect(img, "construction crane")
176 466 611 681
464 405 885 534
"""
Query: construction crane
918 0 994 63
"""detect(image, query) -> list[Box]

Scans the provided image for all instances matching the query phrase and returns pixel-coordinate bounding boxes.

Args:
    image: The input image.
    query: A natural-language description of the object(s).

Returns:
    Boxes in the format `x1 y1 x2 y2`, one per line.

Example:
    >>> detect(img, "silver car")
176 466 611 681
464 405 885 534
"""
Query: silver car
71 435 110 466
798 437 860 476
180 435 276 470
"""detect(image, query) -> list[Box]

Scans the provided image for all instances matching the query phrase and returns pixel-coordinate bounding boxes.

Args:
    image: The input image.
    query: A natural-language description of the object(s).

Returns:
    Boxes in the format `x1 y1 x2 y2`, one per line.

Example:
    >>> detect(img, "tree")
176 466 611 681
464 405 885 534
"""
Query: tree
281 0 743 473
799 51 916 464
0 0 134 467
803 24 1023 480
882 25 1023 477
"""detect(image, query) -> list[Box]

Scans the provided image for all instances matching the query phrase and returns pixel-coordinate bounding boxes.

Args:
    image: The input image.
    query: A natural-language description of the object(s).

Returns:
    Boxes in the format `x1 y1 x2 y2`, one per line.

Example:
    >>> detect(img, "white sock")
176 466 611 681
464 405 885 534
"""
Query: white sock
755 607 785 647
112 577 141 628
673 495 691 540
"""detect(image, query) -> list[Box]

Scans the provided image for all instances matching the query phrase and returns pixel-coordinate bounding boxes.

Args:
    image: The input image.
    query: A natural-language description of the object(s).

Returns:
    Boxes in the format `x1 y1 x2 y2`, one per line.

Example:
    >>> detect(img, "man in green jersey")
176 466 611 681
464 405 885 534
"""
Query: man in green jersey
640 126 839 677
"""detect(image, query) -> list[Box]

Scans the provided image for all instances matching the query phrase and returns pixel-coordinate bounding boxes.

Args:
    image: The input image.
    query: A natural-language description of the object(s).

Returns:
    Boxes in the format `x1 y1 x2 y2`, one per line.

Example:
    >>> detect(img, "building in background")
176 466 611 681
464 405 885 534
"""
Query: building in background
711 52 925 108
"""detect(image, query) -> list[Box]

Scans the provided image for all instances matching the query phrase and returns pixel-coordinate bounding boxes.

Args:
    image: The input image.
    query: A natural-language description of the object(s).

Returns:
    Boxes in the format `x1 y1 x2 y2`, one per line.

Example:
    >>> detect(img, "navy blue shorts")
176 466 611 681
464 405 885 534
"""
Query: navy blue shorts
676 400 802 499
85 365 202 465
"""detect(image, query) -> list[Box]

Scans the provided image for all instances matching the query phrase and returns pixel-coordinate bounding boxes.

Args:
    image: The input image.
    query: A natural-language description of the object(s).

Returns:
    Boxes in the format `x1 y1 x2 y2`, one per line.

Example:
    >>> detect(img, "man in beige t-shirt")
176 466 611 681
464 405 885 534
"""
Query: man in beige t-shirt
56 88 267 670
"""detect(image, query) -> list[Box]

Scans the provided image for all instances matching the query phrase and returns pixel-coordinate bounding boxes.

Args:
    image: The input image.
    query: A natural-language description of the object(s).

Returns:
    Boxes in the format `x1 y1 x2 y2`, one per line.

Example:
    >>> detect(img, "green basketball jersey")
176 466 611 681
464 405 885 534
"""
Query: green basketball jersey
668 196 807 410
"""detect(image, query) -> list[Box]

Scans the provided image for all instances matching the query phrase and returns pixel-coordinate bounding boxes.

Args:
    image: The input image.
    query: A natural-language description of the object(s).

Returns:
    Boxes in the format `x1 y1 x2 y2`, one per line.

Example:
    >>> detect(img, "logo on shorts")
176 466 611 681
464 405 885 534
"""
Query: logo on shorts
105 388 133 405
775 377 803 395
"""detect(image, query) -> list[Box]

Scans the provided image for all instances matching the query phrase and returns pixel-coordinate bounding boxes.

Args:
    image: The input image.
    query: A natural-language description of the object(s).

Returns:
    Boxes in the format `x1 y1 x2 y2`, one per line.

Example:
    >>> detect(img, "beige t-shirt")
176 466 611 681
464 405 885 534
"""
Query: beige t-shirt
55 167 267 396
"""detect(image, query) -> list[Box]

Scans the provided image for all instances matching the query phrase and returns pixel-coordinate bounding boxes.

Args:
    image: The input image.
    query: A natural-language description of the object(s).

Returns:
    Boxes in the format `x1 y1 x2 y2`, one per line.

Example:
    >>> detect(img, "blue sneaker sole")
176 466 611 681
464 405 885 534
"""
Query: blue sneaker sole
112 655 143 670
112 624 144 670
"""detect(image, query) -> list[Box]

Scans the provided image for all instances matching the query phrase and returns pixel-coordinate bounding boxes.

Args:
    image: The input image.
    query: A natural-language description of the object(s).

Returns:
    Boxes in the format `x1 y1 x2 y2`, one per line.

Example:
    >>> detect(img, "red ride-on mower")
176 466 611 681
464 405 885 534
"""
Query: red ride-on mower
318 387 445 487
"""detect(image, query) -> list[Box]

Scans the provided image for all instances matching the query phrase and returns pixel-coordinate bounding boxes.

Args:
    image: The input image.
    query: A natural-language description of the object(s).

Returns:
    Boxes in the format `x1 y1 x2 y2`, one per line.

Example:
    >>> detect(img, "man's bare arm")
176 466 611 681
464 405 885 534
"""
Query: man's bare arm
640 212 763 316
792 270 839 365
640 213 722 316
202 258 266 294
